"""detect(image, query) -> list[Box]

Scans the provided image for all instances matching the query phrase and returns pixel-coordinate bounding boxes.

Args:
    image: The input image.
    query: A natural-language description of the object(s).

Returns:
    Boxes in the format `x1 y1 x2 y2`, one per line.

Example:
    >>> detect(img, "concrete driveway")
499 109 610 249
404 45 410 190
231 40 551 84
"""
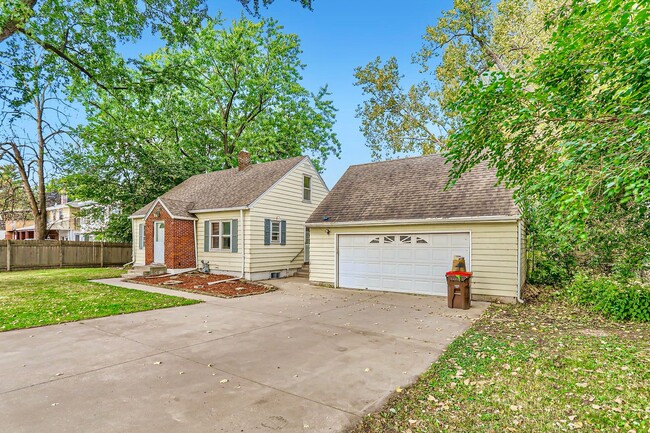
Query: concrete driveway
0 277 487 433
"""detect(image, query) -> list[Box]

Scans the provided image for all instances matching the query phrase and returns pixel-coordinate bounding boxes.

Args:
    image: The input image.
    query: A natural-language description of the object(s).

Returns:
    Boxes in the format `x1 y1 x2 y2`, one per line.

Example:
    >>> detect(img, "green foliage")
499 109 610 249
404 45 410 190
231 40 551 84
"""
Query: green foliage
565 273 650 323
354 0 554 158
446 0 650 279
0 165 29 217
63 16 339 241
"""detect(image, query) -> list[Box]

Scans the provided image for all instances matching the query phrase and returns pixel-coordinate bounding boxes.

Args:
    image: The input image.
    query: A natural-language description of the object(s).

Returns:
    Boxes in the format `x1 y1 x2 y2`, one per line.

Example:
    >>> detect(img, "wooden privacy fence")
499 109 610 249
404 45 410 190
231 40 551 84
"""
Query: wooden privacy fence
0 240 132 271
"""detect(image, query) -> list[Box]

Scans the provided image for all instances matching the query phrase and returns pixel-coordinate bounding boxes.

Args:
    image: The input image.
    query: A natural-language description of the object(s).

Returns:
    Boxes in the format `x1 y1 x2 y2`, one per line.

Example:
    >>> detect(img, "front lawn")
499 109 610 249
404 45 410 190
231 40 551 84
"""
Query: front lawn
0 268 200 332
352 292 650 433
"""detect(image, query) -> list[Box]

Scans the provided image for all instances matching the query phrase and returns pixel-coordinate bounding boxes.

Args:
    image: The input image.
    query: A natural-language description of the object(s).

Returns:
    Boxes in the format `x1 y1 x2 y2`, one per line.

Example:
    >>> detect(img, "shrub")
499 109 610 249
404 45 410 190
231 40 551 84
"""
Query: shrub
564 273 650 322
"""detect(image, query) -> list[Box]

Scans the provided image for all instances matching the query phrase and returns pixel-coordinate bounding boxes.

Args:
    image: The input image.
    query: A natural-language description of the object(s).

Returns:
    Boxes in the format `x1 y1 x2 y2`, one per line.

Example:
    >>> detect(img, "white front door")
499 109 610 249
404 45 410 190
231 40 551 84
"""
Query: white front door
153 221 165 264
338 232 470 296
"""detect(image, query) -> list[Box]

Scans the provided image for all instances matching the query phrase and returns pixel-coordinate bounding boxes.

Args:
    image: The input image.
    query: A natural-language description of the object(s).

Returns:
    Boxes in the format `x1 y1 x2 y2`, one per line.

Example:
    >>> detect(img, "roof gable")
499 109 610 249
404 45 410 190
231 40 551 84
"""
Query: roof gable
131 156 307 218
306 155 519 224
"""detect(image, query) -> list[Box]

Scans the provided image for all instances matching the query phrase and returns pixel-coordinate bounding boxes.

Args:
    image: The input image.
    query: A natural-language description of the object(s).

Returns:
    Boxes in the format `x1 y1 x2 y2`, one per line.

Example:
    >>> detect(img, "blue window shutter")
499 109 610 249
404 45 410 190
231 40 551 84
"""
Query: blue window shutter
138 223 144 249
204 221 210 252
264 219 271 245
231 218 238 253
280 220 287 245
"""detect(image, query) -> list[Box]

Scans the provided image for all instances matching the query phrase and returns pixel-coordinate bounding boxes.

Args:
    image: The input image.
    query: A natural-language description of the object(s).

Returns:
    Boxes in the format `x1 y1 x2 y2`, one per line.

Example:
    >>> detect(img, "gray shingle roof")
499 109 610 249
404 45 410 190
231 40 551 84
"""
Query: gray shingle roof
306 155 519 224
131 156 306 218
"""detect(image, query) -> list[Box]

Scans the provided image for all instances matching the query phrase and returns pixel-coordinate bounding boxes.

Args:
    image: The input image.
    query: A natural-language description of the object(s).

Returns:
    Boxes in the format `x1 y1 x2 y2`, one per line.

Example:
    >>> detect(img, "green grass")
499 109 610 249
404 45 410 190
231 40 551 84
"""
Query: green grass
0 268 200 332
351 293 650 433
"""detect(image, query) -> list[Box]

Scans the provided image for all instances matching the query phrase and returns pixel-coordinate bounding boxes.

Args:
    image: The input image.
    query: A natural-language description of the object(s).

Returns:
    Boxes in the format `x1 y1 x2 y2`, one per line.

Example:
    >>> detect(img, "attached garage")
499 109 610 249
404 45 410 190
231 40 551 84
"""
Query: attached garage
338 232 469 296
306 155 526 303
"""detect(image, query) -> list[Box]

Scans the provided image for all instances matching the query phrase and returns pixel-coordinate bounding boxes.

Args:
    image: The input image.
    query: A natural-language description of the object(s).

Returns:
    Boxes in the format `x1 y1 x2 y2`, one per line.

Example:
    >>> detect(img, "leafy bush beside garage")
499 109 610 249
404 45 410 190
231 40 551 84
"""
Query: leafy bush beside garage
564 273 650 323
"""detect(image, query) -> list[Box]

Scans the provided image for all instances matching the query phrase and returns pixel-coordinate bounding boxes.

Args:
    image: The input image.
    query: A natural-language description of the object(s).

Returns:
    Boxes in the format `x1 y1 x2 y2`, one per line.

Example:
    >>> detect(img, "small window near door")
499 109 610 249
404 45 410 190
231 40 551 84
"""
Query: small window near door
155 222 164 241
221 221 231 249
210 220 232 250
271 221 281 243
210 222 220 249
303 175 311 201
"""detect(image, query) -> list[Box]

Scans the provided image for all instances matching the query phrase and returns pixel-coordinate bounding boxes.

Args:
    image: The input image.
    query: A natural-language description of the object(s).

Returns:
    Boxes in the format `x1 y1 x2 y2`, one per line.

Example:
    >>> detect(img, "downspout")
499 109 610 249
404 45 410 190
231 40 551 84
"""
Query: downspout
516 220 522 302
240 209 245 278
193 219 198 269
131 220 135 265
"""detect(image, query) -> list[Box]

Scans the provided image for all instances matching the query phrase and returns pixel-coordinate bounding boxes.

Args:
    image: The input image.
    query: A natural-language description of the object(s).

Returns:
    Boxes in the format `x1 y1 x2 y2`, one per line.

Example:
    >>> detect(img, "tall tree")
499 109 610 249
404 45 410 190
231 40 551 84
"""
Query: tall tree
0 1 313 92
446 0 649 278
354 0 555 159
63 16 340 241
0 38 70 239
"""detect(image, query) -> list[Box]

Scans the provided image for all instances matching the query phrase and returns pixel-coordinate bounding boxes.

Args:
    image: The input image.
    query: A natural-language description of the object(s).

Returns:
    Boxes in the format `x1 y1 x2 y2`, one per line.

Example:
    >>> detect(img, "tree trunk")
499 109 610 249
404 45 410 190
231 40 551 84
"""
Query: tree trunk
33 92 48 240
34 211 47 240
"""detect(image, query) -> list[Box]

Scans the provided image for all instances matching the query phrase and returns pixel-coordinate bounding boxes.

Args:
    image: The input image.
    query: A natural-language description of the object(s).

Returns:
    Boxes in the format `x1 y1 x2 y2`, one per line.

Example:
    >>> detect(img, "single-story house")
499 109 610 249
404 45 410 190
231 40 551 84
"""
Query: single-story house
306 155 526 303
129 151 327 280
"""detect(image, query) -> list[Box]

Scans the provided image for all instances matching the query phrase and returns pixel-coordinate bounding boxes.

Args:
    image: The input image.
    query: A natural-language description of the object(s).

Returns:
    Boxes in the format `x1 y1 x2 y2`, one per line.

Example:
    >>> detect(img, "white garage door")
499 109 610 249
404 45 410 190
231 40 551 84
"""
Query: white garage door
338 233 470 296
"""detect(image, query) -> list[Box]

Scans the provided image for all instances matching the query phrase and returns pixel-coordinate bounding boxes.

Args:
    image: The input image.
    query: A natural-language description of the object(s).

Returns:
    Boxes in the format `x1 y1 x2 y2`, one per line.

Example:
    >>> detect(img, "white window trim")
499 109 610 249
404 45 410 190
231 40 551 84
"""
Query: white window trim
209 220 232 251
270 220 281 244
303 175 311 202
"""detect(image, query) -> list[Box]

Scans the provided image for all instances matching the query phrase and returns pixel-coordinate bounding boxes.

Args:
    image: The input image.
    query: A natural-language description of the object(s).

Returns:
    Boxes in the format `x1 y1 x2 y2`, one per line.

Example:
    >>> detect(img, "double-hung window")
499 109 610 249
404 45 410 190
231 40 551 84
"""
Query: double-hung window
303 175 311 201
210 221 232 250
270 221 281 243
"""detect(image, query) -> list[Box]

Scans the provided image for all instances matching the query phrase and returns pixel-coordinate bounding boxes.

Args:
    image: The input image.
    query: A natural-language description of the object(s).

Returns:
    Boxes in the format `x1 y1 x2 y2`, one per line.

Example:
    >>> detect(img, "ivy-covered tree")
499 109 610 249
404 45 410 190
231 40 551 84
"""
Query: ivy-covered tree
63 16 340 241
446 0 649 279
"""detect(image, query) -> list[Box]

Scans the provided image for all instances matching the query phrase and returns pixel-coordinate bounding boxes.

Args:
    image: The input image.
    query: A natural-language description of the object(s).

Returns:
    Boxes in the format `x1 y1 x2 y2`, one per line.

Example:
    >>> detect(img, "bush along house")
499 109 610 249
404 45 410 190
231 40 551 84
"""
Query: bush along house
129 151 327 280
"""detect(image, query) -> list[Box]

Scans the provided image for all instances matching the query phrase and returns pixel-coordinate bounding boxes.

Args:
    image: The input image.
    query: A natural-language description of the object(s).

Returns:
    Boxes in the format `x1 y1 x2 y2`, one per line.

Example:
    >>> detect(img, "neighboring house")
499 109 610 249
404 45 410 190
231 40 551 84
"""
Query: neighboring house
129 151 328 280
4 196 107 240
306 155 526 303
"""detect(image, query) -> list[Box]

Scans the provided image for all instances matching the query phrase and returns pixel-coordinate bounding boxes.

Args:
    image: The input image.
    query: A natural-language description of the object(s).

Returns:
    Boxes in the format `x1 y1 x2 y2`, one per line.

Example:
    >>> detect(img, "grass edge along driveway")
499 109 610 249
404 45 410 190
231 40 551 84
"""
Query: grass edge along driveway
0 268 200 332
350 294 650 433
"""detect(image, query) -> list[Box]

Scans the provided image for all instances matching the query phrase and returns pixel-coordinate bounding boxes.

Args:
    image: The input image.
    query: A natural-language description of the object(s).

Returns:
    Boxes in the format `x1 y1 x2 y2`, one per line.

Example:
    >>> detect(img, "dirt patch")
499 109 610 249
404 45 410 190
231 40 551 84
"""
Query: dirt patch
129 272 277 298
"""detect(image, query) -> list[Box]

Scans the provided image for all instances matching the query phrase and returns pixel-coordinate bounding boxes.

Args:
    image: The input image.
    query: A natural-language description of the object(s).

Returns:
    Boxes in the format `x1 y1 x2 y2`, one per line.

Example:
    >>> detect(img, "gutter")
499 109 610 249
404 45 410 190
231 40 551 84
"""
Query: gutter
190 206 248 214
306 215 520 228
193 219 199 269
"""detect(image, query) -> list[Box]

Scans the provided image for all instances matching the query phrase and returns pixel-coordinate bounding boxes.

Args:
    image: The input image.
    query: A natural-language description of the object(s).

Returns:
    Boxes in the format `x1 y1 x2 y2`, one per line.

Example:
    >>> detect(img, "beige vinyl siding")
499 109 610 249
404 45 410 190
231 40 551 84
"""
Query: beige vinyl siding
248 158 328 273
132 218 145 265
196 210 248 274
309 221 520 299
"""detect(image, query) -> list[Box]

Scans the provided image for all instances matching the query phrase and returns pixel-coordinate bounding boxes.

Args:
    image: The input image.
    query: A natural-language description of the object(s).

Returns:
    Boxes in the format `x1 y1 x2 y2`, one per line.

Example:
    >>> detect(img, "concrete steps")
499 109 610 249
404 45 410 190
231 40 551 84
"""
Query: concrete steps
294 263 309 278
124 264 168 279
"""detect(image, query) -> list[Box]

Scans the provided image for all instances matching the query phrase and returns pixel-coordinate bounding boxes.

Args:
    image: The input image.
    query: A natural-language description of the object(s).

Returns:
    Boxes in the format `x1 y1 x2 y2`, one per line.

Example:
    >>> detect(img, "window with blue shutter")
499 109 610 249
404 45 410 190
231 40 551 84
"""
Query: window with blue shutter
231 219 238 253
280 220 286 245
204 221 210 252
264 219 271 245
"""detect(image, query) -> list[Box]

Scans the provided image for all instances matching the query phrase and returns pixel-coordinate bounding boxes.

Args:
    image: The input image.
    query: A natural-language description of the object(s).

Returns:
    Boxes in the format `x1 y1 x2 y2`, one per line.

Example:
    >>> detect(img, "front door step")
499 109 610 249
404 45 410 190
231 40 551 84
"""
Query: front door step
125 264 168 278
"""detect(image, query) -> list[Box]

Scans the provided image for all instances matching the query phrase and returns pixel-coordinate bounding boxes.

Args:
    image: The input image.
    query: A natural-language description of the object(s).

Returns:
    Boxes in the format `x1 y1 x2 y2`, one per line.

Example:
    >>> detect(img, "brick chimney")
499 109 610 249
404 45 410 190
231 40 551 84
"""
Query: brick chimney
237 149 251 171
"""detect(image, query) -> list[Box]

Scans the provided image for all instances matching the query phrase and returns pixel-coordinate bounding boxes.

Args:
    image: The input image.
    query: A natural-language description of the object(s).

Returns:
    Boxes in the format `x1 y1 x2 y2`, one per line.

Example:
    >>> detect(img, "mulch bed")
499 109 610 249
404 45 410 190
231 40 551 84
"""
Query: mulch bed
129 272 277 298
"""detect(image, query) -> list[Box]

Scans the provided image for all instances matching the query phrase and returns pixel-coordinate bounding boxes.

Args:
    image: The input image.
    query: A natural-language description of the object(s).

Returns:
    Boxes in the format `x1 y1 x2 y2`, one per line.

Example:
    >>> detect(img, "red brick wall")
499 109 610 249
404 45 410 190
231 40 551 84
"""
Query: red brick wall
144 204 196 269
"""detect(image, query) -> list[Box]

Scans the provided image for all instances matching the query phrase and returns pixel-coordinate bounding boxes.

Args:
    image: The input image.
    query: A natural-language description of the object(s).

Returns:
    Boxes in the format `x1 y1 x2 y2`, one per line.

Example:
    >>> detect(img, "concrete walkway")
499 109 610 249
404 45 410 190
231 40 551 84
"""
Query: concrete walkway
0 277 488 433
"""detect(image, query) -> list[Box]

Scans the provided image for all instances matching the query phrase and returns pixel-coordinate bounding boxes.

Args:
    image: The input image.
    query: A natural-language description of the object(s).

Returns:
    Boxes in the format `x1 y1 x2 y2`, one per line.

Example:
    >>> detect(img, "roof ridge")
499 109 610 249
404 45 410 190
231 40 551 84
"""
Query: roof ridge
348 153 445 169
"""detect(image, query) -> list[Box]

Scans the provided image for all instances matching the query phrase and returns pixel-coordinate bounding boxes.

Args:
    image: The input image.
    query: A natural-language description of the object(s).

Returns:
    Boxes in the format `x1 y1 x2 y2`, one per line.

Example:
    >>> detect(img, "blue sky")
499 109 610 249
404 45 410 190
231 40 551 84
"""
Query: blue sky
197 0 451 187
